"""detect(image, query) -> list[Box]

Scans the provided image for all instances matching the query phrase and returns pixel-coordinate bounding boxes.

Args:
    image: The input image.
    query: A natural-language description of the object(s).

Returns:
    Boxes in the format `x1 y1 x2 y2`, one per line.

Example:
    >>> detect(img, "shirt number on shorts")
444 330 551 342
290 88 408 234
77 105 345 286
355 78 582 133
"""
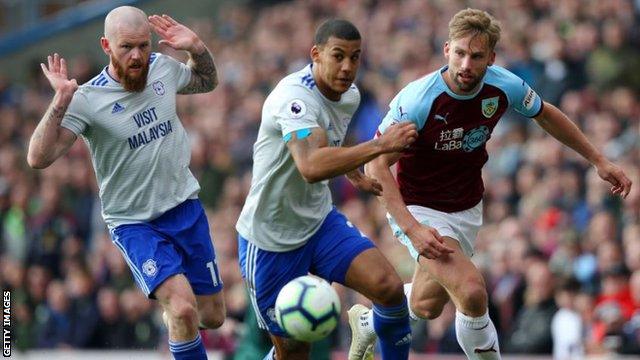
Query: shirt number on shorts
206 261 220 286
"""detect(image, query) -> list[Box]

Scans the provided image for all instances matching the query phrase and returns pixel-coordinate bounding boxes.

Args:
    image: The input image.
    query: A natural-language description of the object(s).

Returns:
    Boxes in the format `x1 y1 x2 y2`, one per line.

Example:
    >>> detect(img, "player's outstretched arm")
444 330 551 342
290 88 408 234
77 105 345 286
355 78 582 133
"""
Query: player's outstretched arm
345 169 382 196
27 53 78 169
365 153 453 259
534 101 632 198
286 122 417 183
148 14 218 94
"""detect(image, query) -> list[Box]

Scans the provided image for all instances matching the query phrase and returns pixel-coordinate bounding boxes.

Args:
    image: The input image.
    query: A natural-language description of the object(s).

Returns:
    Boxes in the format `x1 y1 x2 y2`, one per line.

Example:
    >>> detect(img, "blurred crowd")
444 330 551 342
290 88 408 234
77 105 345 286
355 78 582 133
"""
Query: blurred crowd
1 0 639 357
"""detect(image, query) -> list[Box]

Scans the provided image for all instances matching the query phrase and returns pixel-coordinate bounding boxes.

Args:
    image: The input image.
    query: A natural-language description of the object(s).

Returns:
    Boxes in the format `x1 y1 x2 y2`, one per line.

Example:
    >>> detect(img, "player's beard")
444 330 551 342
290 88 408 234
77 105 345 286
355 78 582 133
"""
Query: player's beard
453 68 485 93
112 55 149 92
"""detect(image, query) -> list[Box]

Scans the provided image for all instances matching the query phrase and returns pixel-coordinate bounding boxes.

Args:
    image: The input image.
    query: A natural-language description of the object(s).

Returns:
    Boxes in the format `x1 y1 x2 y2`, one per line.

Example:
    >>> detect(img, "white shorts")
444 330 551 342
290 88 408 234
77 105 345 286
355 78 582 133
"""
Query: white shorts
387 201 483 260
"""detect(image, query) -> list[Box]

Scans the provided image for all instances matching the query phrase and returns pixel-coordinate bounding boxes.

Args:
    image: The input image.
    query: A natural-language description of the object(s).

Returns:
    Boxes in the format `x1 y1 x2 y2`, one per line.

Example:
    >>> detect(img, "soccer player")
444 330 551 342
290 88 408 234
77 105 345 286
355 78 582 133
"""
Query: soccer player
236 19 418 359
349 8 633 360
27 6 224 360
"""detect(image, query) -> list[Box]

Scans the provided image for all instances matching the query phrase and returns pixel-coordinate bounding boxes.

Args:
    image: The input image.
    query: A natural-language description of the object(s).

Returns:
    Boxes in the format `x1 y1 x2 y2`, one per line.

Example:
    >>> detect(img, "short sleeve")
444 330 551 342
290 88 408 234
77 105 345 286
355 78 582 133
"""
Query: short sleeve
61 92 91 135
156 53 192 92
274 87 321 138
496 68 543 118
377 81 433 136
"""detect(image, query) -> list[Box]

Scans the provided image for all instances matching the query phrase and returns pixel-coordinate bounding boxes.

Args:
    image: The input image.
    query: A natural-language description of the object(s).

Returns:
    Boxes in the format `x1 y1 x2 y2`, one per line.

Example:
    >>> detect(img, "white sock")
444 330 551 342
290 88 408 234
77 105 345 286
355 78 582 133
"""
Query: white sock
455 310 501 360
360 309 376 337
403 283 419 322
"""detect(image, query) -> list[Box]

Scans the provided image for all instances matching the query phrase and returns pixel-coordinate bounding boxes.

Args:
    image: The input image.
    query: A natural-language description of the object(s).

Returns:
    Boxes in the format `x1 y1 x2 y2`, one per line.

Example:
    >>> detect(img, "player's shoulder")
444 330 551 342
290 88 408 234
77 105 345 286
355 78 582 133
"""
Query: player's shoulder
394 68 444 109
77 69 115 101
82 68 113 90
270 65 319 102
484 65 523 88
279 65 316 91
400 68 444 98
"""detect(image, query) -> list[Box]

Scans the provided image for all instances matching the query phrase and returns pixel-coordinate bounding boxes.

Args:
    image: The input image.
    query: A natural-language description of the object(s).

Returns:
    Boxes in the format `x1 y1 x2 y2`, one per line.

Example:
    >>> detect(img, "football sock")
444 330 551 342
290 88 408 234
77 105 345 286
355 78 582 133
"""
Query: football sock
403 283 420 321
168 332 207 360
262 347 275 360
372 297 411 359
455 310 501 360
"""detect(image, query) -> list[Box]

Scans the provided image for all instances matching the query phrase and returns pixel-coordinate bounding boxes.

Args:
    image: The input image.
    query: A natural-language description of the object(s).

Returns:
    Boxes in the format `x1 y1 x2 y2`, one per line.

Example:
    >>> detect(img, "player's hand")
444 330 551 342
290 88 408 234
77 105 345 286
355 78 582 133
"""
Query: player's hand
347 172 383 196
40 53 78 96
405 223 455 260
377 122 418 153
595 159 632 199
148 14 205 54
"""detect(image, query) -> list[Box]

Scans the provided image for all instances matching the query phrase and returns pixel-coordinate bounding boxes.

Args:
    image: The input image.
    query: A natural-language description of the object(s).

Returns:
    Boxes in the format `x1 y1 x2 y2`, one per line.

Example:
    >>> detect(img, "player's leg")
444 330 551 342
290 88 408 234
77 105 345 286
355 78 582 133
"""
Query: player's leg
308 209 411 360
343 248 411 359
417 237 500 359
405 264 450 320
237 235 313 360
267 335 310 360
155 274 208 359
196 293 225 329
164 199 226 329
111 223 207 359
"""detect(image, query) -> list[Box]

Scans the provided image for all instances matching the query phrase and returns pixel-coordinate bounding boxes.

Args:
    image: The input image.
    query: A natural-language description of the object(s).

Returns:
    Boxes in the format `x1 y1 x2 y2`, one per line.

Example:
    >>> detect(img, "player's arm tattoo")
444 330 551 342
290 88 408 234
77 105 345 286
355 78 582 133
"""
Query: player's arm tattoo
179 47 218 94
29 101 76 168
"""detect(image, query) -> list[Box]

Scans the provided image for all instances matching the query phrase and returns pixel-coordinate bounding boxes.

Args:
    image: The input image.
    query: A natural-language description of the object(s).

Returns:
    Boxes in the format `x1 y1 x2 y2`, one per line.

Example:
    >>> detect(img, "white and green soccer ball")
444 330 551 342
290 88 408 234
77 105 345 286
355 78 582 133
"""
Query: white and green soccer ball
274 275 341 342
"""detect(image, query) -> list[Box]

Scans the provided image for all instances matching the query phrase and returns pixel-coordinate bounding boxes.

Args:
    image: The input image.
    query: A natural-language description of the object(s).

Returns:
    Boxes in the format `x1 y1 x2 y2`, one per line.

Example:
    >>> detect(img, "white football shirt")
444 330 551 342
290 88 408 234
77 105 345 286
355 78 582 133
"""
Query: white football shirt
236 64 360 251
61 52 200 228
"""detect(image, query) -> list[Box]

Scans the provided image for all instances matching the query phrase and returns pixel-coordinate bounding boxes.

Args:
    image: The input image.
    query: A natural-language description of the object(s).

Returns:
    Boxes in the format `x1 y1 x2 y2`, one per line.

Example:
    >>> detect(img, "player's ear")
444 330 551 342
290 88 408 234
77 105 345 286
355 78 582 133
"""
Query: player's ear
100 37 111 56
488 50 496 66
443 41 450 59
310 45 321 64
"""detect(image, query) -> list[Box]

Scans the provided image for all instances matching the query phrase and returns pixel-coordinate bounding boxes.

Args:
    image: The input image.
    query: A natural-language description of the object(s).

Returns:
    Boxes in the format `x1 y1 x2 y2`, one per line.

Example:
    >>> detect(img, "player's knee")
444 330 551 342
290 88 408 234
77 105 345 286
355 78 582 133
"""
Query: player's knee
168 298 199 329
412 297 446 320
457 279 487 316
199 308 225 329
371 273 404 306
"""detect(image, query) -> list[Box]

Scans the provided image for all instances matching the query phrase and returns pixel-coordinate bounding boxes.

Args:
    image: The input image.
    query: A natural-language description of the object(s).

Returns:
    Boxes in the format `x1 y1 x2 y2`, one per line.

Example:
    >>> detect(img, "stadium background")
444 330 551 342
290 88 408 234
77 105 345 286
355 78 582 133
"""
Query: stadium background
0 0 639 359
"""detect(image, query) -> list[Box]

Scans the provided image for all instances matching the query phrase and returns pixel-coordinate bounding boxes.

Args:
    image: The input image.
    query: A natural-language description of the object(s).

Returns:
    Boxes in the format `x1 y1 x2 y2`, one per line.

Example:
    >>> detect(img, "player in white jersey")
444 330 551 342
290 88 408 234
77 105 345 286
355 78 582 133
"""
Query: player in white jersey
236 19 418 359
27 6 223 360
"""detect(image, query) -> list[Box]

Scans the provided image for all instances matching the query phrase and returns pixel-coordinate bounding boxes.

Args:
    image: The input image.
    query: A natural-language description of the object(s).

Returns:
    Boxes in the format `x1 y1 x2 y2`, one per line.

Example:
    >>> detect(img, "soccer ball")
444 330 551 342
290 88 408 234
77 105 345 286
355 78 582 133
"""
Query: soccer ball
274 275 341 342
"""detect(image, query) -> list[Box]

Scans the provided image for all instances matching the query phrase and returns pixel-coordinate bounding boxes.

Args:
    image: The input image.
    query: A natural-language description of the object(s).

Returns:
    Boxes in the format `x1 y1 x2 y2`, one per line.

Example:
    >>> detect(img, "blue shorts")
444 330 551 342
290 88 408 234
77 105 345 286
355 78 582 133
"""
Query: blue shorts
110 199 223 298
238 208 375 336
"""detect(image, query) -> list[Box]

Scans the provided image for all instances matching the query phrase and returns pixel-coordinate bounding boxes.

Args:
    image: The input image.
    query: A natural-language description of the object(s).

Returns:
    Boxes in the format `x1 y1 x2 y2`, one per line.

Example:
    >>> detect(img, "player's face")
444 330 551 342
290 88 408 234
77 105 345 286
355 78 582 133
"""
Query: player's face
102 26 151 92
311 37 361 100
444 34 495 94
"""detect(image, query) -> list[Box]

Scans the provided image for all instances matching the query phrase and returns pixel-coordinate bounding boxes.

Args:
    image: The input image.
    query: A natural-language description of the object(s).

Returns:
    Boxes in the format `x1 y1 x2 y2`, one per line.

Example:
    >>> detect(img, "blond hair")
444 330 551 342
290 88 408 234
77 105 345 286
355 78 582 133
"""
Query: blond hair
448 8 501 49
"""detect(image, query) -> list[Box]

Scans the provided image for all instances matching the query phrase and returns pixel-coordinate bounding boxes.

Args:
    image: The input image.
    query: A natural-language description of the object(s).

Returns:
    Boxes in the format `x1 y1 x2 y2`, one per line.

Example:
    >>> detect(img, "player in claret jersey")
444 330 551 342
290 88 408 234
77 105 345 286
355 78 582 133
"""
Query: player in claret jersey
348 8 632 360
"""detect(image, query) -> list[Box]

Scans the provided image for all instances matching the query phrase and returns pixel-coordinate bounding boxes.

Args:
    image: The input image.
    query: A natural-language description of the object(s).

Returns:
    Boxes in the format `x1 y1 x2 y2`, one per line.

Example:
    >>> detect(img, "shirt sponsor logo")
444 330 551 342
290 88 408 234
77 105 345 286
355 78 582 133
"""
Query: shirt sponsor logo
462 126 490 152
481 96 499 118
434 127 464 151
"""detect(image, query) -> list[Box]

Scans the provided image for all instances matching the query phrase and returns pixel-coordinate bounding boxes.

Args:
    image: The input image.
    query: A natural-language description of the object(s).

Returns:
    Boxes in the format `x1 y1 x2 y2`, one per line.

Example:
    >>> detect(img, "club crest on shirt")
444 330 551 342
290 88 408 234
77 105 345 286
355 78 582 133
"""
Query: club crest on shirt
288 99 307 118
152 81 165 96
481 96 499 118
